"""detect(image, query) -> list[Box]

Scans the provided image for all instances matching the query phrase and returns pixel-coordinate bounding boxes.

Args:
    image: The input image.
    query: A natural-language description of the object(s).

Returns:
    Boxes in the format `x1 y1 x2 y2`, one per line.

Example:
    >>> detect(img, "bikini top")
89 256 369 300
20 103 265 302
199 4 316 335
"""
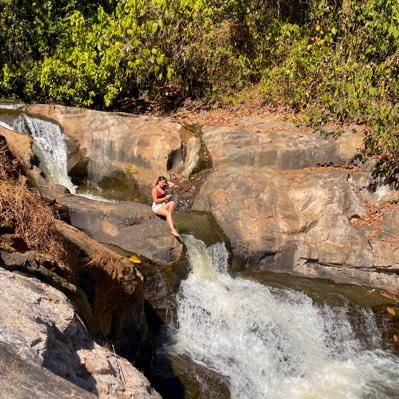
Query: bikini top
156 188 167 199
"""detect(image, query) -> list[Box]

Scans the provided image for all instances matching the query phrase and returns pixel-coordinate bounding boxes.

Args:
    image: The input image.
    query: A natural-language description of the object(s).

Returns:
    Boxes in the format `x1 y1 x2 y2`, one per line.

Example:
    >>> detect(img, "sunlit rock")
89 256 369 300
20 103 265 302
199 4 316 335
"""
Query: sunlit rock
0 267 161 399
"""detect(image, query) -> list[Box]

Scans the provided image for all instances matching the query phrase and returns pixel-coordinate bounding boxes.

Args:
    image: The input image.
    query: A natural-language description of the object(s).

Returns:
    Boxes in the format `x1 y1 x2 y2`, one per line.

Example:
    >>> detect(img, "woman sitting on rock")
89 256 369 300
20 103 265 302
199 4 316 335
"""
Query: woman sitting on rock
151 176 180 237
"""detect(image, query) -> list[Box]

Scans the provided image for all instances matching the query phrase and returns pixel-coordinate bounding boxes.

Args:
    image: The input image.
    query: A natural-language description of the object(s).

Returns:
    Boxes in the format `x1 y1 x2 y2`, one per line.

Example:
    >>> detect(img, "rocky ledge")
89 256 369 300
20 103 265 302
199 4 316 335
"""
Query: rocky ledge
3 105 399 291
0 268 160 399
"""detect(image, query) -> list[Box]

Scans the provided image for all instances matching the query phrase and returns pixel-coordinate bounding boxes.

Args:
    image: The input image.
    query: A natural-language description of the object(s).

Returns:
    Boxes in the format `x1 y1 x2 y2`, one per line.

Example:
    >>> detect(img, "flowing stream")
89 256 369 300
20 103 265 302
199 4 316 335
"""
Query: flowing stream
0 106 121 201
165 235 399 399
12 113 77 194
0 105 77 194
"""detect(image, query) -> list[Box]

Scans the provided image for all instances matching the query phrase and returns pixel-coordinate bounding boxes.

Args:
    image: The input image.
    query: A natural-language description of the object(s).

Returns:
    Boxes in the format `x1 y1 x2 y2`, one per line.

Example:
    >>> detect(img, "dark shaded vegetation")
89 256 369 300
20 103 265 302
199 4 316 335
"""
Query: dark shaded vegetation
0 135 66 262
1 0 399 169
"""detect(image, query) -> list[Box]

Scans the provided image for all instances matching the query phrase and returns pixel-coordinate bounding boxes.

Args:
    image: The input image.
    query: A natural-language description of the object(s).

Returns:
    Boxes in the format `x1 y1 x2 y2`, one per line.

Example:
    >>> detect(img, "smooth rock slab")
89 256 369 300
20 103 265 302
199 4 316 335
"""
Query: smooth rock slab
201 126 363 170
58 195 183 265
26 105 199 190
193 167 399 291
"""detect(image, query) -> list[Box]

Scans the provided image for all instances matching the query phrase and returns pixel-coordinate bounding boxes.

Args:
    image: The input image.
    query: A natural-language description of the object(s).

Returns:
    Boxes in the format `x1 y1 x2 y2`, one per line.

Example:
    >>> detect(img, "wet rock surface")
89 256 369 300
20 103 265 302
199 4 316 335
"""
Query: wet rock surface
150 352 231 399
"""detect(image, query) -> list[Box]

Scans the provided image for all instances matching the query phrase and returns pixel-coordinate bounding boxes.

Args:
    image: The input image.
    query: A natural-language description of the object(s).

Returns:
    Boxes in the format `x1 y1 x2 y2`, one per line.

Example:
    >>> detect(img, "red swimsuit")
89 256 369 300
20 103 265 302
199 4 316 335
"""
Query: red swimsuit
156 188 166 199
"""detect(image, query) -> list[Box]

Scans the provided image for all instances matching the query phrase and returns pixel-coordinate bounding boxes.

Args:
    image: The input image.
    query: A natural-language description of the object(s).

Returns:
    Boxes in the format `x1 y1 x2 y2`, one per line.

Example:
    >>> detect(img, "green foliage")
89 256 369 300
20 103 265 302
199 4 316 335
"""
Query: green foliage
1 0 399 166
30 2 172 107
0 0 115 99
258 0 399 165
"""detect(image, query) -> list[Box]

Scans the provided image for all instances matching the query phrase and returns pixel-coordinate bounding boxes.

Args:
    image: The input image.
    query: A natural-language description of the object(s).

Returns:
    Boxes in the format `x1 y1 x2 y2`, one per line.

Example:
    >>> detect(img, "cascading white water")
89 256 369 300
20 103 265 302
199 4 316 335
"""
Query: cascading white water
76 192 118 203
0 107 116 202
0 103 24 110
11 113 76 194
0 120 12 130
168 235 399 399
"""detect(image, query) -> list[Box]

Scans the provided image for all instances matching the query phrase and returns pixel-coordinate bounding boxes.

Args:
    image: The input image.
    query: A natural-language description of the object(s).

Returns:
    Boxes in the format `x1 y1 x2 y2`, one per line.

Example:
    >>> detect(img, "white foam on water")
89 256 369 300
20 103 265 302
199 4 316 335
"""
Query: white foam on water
0 120 13 130
168 235 399 399
76 192 118 203
12 114 76 194
0 103 24 110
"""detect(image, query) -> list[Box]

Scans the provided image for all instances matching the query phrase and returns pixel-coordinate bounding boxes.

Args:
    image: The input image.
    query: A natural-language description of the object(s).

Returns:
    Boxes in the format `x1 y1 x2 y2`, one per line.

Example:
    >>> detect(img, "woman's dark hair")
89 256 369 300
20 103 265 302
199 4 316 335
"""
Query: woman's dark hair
156 176 167 185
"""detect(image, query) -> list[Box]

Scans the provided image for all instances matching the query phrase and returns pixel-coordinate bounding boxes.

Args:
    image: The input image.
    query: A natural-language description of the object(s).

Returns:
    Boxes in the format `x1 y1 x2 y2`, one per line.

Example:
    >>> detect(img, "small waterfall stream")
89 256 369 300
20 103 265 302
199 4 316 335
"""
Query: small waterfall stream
0 104 77 193
0 105 123 201
12 113 77 194
166 235 399 399
0 120 13 130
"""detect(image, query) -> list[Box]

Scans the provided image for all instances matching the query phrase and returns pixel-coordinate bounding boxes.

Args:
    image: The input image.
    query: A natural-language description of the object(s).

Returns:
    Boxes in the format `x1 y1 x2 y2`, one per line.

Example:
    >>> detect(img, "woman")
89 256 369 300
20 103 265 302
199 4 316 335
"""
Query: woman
151 176 180 237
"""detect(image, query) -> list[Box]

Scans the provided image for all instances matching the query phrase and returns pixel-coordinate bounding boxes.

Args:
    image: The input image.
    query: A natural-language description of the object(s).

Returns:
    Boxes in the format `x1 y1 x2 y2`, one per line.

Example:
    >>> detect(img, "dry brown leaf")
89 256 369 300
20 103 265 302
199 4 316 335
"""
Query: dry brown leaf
380 292 399 302
386 307 396 316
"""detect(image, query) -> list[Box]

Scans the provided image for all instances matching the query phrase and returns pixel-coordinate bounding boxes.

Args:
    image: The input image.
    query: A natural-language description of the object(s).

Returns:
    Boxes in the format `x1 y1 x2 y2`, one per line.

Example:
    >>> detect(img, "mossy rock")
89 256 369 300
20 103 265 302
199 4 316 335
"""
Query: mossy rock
173 210 229 248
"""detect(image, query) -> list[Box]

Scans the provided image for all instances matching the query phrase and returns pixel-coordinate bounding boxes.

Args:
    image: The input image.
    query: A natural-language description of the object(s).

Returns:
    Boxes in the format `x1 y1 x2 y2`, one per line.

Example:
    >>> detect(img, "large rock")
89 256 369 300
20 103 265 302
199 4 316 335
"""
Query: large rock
0 125 34 169
0 126 52 190
0 126 70 200
0 267 161 399
57 194 183 265
0 342 96 399
193 167 399 291
26 105 200 194
54 220 149 359
201 126 363 170
4 104 398 290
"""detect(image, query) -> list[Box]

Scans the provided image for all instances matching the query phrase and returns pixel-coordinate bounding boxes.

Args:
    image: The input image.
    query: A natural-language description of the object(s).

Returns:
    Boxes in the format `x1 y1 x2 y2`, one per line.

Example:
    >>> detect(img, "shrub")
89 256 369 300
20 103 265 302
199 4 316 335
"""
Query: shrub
0 138 65 261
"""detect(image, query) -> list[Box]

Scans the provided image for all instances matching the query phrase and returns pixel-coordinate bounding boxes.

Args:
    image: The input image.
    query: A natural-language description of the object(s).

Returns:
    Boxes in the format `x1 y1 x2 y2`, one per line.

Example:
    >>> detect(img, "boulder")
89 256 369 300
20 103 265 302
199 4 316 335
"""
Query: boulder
54 220 148 359
0 342 95 399
0 126 72 200
57 194 183 265
26 105 200 194
0 267 161 399
0 125 34 169
193 167 399 291
201 126 363 170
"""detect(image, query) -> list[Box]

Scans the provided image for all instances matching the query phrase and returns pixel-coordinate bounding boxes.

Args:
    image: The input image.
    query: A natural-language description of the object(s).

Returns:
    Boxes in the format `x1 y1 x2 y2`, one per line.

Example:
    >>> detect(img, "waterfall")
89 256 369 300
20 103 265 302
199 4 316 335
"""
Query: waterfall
0 120 13 130
76 192 118 203
168 235 399 399
0 106 114 201
0 103 24 110
11 113 76 194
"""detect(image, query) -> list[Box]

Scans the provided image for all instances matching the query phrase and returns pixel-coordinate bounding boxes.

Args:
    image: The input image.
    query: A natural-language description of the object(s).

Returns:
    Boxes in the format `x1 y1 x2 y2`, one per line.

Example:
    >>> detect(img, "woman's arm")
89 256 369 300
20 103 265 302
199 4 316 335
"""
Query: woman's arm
167 181 177 189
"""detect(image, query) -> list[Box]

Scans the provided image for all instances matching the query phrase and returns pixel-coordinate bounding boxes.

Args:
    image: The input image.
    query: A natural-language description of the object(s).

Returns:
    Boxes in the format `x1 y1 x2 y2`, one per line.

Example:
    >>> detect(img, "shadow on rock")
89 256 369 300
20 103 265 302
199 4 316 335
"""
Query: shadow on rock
42 315 98 395
0 342 95 399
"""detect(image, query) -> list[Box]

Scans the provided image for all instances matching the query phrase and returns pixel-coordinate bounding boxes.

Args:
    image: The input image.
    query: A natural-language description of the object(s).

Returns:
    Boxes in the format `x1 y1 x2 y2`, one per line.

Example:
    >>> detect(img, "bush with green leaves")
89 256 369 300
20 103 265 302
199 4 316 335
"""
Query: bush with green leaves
258 0 399 166
1 0 399 167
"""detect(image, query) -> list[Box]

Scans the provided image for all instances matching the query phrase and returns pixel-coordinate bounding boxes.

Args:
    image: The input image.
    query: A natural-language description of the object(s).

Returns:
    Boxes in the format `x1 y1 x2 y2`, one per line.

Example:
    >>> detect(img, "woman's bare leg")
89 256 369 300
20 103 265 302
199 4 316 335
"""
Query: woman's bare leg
165 201 179 234
156 206 179 236
165 201 177 229
165 201 175 213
